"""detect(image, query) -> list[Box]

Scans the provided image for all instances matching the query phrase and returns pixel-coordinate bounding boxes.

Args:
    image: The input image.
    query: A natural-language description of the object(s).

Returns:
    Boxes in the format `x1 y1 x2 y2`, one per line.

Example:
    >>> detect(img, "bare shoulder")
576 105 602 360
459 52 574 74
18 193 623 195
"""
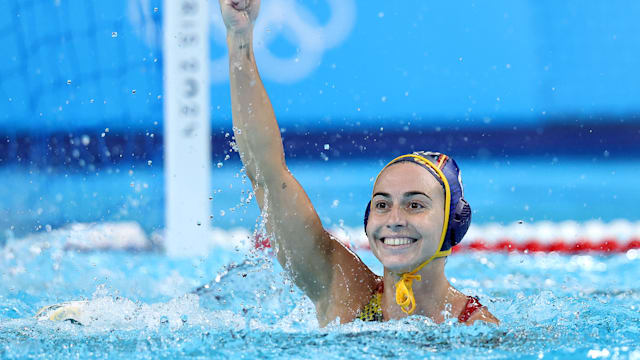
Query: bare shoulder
464 306 500 326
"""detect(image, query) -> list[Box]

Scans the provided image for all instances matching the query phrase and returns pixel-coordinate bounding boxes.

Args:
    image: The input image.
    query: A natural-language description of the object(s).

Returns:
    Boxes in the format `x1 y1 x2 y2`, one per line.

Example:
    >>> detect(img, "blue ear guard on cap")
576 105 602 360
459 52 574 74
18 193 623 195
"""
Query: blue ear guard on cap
363 151 471 253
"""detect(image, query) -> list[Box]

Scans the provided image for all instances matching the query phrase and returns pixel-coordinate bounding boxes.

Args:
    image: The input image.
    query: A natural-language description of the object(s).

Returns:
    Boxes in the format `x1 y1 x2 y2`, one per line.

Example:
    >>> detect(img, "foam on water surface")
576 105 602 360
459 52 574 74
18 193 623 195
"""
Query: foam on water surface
1 224 640 359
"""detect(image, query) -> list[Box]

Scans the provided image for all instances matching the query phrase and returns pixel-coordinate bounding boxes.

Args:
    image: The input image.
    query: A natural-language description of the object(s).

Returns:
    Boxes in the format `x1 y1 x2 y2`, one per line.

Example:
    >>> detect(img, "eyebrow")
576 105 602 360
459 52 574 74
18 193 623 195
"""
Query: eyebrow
372 191 432 200
405 191 432 200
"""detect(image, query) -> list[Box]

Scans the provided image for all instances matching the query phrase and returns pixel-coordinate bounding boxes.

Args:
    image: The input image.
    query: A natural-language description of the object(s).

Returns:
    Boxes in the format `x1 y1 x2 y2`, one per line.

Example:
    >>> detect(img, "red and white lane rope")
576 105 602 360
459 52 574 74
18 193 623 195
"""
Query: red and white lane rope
316 220 640 254
21 221 639 256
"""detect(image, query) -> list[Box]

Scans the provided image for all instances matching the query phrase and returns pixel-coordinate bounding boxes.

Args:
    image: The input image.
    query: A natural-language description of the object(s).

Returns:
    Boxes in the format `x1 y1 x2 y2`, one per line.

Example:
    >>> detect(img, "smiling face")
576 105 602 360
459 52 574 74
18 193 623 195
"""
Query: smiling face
366 162 446 272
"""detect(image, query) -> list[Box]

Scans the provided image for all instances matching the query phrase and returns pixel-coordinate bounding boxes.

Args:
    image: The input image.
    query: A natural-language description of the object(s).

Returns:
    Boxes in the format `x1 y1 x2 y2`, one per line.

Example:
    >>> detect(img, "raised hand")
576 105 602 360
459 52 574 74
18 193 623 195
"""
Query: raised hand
218 0 260 35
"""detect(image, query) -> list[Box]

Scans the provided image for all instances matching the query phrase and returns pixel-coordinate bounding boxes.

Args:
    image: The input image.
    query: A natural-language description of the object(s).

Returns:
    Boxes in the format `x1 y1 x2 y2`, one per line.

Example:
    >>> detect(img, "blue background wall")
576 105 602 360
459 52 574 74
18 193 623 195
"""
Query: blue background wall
1 0 639 132
1 0 639 237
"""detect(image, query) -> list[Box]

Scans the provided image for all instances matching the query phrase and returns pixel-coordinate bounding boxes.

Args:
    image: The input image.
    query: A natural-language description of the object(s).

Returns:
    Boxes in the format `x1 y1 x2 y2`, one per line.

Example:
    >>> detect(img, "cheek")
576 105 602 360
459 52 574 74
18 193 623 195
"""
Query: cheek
420 213 446 244
366 216 384 248
365 219 378 241
365 211 382 233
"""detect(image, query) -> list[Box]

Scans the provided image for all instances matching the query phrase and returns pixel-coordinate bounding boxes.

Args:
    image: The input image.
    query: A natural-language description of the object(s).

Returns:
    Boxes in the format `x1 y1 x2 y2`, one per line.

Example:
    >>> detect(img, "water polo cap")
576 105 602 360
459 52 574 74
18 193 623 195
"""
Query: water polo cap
363 151 471 314
364 151 471 253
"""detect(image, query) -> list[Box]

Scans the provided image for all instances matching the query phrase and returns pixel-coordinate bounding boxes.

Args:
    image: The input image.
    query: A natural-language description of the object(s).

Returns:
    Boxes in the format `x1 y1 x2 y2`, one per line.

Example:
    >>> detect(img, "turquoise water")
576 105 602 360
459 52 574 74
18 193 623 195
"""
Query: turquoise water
1 237 639 359
1 158 640 359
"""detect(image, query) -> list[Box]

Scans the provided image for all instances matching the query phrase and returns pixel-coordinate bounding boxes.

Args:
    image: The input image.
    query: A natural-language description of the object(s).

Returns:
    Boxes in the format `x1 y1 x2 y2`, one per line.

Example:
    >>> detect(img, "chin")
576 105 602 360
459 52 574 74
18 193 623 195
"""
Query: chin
372 242 440 273
381 260 414 273
373 247 423 273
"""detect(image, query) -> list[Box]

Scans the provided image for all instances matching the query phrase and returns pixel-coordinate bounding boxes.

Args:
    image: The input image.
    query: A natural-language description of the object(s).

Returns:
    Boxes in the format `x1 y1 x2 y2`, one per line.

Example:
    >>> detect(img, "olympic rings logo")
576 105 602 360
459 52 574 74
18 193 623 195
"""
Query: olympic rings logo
128 0 356 84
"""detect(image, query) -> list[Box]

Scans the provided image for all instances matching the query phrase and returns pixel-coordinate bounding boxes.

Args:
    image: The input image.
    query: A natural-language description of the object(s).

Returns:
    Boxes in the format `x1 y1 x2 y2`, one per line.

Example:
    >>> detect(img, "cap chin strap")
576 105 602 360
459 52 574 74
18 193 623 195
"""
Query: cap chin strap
394 248 451 314
374 154 452 315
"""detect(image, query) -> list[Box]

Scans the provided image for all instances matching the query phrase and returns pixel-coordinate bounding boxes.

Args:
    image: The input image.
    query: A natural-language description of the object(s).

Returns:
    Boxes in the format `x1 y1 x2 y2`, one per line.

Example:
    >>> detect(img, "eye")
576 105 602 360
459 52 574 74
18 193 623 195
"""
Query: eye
374 201 389 210
408 201 424 210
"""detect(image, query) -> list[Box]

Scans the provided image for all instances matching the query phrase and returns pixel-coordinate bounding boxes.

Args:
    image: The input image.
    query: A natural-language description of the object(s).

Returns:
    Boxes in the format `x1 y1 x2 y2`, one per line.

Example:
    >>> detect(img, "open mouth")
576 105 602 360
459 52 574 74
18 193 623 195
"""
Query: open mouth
379 237 419 246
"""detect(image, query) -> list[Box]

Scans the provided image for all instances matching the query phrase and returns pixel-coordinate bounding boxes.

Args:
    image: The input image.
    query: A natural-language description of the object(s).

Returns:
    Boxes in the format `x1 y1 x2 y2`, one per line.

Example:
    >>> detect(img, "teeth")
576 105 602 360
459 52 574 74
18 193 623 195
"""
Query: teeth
383 237 413 246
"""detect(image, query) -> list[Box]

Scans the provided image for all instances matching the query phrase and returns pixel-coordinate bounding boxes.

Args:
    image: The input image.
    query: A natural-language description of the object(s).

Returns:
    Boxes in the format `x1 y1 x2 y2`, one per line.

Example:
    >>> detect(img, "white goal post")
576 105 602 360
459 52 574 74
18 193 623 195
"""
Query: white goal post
163 0 211 257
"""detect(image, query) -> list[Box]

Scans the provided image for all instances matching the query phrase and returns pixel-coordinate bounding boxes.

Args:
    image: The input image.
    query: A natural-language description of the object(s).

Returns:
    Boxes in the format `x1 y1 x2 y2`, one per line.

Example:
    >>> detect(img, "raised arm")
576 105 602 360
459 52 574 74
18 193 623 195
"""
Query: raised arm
218 0 376 325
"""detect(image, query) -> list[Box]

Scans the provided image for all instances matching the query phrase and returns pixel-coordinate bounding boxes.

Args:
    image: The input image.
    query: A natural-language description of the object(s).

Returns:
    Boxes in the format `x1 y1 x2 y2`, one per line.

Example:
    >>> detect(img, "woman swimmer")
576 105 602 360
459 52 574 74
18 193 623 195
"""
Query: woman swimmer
218 0 499 326
36 0 499 327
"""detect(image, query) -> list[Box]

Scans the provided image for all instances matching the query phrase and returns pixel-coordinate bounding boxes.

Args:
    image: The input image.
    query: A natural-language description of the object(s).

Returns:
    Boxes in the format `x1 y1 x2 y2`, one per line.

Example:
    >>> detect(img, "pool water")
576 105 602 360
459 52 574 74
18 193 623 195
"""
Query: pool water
1 158 639 359
1 227 639 359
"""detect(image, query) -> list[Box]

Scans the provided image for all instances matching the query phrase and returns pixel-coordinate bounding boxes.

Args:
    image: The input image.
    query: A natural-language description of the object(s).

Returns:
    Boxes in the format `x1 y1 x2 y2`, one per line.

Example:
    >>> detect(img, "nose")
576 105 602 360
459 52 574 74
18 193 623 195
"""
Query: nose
386 205 407 230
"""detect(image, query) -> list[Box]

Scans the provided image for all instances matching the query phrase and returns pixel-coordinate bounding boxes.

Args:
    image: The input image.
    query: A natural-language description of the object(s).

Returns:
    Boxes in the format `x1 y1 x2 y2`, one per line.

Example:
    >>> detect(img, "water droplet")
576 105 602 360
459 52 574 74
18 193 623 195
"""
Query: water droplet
220 210 226 216
323 144 330 150
81 135 90 146
147 160 152 166
217 162 223 168
153 7 158 12
197 221 202 226
66 80 72 85
131 89 136 94
111 32 118 38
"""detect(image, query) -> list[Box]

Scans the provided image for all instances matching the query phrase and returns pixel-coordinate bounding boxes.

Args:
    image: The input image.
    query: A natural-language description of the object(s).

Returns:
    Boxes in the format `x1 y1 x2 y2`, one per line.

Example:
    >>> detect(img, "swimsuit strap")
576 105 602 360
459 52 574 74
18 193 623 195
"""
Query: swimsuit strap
356 281 384 322
357 283 484 325
457 296 483 323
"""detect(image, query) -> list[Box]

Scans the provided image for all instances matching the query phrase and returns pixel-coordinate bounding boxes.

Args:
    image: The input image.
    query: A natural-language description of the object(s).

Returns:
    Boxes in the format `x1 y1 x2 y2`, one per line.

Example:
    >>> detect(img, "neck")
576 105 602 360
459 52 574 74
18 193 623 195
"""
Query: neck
382 258 453 321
